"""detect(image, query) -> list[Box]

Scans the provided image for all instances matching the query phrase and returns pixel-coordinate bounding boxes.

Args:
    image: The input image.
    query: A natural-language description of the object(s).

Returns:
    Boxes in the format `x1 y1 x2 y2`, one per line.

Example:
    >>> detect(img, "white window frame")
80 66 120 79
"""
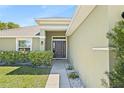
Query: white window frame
16 38 32 51
51 36 67 59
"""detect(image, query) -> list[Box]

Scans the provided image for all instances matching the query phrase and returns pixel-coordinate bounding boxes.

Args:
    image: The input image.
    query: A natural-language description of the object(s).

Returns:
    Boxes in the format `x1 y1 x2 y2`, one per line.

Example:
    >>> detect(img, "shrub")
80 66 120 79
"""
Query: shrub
103 20 124 87
68 72 79 79
67 65 74 70
0 51 17 65
0 51 4 62
28 51 53 66
0 51 30 65
16 51 29 63
0 51 53 66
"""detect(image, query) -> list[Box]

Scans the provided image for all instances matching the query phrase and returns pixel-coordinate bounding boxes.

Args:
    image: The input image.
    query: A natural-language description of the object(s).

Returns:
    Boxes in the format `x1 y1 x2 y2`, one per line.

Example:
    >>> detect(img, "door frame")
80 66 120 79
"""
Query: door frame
51 36 67 59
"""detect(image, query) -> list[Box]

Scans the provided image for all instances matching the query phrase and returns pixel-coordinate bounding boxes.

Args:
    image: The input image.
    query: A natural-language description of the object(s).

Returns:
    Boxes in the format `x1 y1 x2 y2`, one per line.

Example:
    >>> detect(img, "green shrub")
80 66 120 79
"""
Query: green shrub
16 51 29 63
0 51 53 66
0 51 4 62
28 51 53 66
0 51 17 65
104 20 124 88
68 72 79 79
0 51 30 65
67 65 74 70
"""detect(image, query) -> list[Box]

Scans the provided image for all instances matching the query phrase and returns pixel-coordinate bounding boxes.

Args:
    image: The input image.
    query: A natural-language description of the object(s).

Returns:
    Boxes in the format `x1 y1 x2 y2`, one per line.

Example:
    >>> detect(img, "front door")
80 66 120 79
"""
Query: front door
52 41 66 58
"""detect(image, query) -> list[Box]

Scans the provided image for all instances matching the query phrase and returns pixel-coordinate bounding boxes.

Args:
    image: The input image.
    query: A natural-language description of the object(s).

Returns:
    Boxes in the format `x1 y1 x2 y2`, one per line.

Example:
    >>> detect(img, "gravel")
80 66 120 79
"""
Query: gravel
65 63 84 88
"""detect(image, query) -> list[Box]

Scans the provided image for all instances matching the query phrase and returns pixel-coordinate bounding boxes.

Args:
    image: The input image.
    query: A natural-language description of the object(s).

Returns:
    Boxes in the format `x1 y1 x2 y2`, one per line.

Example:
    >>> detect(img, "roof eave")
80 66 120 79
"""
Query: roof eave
35 18 71 25
66 5 96 36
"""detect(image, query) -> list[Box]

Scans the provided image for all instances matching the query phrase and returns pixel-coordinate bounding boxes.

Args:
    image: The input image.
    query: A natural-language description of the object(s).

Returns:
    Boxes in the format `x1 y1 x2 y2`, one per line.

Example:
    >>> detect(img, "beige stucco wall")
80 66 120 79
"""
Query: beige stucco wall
45 31 65 50
108 5 124 29
68 6 110 87
0 38 16 51
0 37 44 51
32 38 40 51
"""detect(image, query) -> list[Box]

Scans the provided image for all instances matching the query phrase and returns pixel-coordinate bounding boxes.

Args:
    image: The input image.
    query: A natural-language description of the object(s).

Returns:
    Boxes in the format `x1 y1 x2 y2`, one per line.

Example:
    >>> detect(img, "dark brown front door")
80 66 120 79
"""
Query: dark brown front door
52 41 66 58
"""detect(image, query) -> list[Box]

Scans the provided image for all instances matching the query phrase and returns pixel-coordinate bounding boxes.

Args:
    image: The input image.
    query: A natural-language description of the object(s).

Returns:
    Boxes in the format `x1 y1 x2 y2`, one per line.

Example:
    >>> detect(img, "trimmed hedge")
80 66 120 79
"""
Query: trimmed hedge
28 51 53 66
0 51 53 66
0 51 17 65
16 51 29 63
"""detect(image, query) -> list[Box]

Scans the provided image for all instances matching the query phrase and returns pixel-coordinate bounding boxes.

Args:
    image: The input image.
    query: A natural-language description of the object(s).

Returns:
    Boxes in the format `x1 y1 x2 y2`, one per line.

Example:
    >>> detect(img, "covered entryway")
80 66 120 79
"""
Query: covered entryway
45 31 67 59
35 18 70 58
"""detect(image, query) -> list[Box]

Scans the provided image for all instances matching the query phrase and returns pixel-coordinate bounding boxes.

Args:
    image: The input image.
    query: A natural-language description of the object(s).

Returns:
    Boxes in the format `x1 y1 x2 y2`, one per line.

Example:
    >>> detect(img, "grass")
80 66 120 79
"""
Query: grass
0 66 51 88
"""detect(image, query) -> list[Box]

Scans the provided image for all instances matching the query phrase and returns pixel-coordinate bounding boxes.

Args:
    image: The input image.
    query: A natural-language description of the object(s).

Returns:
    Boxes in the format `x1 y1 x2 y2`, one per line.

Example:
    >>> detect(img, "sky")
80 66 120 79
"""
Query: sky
0 5 76 27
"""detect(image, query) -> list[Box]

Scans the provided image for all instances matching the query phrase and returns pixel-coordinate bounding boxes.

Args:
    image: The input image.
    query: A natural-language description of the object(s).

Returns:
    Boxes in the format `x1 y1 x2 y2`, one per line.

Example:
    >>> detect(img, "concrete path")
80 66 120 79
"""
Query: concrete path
45 74 59 88
50 59 70 88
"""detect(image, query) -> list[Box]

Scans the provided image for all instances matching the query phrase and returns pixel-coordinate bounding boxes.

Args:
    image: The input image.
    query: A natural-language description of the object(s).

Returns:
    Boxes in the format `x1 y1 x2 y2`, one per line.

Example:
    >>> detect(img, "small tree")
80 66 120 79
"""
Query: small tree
0 21 19 30
7 22 19 29
0 22 7 30
107 20 124 88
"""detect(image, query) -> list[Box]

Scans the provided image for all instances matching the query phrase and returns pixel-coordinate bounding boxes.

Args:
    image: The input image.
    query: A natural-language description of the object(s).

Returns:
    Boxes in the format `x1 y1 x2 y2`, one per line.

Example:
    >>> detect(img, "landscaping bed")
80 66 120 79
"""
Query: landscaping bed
0 66 51 88
65 63 84 88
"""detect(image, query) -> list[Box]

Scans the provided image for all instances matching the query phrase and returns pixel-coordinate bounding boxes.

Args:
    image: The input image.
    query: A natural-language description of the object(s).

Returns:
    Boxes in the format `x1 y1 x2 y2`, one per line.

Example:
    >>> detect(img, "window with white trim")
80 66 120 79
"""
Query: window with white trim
18 40 32 51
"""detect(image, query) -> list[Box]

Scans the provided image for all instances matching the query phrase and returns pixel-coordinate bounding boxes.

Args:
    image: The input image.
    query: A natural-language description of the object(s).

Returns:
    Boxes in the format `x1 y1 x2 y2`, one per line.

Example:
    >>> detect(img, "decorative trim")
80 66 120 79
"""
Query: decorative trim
92 47 115 51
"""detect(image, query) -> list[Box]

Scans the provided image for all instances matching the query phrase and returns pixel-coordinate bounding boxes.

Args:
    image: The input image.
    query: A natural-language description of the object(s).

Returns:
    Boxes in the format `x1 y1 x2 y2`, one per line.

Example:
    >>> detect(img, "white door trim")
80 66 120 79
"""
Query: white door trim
51 36 67 59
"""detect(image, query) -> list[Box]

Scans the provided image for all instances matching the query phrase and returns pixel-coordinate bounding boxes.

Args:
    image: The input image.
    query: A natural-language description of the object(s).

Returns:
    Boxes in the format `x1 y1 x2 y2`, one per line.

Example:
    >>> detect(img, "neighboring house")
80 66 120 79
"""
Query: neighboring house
0 5 124 88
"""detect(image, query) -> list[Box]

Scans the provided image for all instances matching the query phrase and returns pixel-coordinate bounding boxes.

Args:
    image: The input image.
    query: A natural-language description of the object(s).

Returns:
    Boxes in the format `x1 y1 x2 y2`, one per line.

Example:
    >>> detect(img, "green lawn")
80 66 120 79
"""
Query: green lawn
0 66 51 88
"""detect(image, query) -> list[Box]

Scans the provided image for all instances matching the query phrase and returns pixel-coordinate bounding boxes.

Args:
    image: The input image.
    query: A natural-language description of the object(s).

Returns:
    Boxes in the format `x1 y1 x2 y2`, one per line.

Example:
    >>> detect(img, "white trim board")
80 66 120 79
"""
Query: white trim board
92 47 115 51
0 36 45 38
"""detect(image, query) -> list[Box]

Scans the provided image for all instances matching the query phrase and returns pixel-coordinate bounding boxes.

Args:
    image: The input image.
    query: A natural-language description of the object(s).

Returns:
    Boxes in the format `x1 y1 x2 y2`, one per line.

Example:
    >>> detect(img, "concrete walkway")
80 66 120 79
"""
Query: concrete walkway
45 74 59 88
50 59 70 88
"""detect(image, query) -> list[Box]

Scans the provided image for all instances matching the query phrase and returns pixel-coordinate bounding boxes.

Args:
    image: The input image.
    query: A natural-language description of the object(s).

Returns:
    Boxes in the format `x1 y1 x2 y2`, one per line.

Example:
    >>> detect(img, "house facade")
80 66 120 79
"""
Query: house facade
66 5 124 87
0 18 71 59
0 5 124 87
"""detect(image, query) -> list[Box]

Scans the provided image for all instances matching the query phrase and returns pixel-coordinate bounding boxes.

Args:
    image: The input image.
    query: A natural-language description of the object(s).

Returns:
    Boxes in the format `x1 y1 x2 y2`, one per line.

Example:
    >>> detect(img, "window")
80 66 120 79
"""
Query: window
17 39 32 51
